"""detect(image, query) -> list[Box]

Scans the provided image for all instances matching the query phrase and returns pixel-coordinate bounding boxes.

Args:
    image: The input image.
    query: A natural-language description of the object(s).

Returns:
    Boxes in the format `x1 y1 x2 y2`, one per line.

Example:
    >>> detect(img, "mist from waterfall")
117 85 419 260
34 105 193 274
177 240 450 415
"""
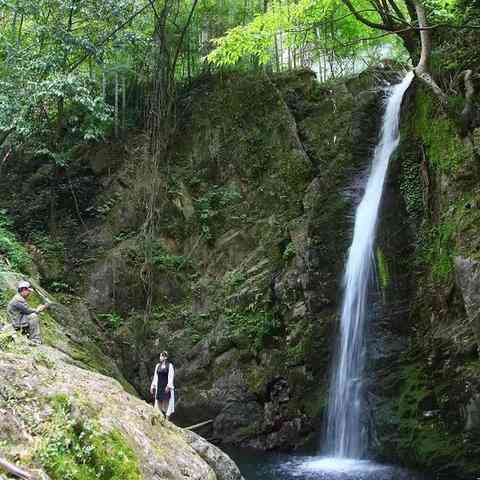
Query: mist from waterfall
325 71 414 459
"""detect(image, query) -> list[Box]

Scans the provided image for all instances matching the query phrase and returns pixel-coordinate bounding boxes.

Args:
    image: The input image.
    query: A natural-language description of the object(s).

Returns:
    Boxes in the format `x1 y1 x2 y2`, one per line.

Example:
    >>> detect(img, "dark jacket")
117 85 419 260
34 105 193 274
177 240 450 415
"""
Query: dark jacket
7 294 37 328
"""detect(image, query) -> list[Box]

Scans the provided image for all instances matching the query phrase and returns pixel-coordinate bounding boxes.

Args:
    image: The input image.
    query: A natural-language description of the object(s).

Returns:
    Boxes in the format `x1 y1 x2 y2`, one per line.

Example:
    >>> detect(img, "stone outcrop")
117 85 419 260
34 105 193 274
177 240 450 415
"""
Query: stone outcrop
0 343 243 480
0 274 243 480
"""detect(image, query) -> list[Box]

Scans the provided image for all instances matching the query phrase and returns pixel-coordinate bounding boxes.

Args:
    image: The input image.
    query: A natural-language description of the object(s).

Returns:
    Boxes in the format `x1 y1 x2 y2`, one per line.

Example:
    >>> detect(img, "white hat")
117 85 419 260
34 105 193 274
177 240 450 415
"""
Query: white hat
18 280 33 292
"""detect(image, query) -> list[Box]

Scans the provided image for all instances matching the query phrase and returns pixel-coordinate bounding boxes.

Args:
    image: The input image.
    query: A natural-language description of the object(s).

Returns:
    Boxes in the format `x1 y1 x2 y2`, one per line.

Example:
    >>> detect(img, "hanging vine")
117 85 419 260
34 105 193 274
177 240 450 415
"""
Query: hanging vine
141 0 200 324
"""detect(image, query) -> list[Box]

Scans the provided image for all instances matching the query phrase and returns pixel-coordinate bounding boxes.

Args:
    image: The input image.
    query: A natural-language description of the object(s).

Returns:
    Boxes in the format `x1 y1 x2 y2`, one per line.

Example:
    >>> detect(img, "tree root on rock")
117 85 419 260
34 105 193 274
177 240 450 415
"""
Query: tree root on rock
0 457 35 479
460 69 480 138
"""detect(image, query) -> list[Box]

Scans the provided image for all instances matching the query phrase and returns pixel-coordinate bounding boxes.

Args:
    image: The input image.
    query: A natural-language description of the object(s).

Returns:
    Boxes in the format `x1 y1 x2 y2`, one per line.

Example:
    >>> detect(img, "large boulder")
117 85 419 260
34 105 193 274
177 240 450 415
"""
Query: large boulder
0 340 244 480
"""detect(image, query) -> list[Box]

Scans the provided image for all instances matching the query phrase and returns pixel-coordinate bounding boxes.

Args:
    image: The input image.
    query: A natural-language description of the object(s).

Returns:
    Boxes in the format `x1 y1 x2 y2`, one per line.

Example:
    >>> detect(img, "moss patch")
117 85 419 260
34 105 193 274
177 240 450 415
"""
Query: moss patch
414 93 467 175
392 361 480 476
375 247 390 290
39 395 142 480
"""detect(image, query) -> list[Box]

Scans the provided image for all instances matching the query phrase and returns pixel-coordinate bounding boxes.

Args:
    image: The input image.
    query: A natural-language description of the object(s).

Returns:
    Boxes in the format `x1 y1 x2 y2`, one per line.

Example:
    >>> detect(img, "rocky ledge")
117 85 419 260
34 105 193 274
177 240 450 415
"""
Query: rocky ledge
0 320 244 480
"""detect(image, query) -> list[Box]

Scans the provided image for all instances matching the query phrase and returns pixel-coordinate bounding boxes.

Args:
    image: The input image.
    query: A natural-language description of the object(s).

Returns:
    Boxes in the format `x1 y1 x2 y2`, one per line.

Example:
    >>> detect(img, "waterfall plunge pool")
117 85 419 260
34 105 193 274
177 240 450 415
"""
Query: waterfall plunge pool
225 448 432 480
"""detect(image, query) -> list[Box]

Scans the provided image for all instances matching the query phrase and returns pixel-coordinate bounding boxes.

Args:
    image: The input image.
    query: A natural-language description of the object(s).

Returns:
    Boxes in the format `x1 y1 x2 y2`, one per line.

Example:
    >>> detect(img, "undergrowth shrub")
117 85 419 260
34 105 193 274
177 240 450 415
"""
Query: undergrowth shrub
0 209 32 272
226 308 279 352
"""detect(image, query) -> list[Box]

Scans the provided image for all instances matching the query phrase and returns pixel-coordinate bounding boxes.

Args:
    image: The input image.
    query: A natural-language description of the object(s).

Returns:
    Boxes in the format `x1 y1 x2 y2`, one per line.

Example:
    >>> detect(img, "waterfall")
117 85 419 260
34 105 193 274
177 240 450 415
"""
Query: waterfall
325 72 414 459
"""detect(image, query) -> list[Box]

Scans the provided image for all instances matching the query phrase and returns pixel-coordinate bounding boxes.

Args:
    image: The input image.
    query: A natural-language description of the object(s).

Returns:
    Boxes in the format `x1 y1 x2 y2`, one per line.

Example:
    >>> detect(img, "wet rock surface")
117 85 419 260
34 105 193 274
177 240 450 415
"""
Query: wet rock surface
454 256 480 341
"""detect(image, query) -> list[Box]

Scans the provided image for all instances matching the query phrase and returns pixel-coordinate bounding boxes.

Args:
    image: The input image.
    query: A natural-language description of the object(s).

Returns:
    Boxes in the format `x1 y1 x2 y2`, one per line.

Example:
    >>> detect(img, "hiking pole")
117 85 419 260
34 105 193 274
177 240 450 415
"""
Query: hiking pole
30 284 63 312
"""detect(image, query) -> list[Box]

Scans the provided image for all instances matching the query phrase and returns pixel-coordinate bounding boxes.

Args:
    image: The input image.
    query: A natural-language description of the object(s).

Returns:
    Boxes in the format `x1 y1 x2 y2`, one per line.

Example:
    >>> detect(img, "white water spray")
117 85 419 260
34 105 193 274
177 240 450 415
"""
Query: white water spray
326 72 414 458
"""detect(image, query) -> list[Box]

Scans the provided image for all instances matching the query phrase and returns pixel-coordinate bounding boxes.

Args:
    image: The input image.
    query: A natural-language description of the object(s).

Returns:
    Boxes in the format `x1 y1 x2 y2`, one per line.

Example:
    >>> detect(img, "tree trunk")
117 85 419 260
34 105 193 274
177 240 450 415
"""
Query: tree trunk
56 97 64 142
460 69 477 138
398 29 420 65
413 0 431 75
412 0 447 103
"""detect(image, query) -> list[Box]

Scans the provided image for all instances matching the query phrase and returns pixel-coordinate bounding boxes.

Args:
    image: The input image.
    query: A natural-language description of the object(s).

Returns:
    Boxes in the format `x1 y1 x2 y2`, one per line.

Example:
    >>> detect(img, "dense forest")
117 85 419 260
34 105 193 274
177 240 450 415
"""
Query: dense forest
1 0 479 171
1 1 480 479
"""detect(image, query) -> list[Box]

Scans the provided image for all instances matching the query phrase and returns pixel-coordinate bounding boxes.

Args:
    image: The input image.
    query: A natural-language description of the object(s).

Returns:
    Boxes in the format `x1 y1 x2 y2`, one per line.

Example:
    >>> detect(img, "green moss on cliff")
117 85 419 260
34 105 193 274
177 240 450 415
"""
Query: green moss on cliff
393 359 480 477
39 395 142 480
375 247 390 289
414 93 466 175
419 217 457 283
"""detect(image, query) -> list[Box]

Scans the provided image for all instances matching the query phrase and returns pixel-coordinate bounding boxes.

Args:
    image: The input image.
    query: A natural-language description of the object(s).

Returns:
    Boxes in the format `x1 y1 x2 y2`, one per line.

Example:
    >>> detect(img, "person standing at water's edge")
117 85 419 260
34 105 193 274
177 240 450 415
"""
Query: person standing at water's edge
7 280 48 345
150 351 175 420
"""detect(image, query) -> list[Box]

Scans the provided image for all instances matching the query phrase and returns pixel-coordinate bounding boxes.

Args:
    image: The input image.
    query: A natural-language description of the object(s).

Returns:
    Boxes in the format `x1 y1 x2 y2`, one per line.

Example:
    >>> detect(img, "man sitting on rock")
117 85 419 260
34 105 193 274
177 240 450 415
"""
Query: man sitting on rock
7 281 48 345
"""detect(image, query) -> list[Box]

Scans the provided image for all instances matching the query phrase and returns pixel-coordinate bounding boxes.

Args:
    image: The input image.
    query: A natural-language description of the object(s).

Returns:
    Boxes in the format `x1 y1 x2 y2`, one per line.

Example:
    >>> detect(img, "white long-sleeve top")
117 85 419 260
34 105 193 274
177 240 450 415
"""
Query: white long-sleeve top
150 362 175 390
151 362 175 417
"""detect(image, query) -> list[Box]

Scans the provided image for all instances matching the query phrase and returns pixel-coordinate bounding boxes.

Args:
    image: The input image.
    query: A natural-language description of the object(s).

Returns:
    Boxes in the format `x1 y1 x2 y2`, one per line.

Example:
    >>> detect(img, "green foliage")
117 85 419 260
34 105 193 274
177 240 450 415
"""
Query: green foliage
29 232 68 288
33 350 56 369
98 312 123 330
0 324 30 352
1 71 112 154
184 312 212 345
48 281 73 293
279 150 313 203
208 0 406 70
152 249 189 272
142 239 189 272
421 219 456 283
286 338 307 365
31 232 65 258
225 308 279 352
150 302 211 348
282 241 296 262
0 209 32 273
39 396 141 480
195 185 242 240
396 364 465 469
224 270 247 292
399 150 424 222
397 365 431 420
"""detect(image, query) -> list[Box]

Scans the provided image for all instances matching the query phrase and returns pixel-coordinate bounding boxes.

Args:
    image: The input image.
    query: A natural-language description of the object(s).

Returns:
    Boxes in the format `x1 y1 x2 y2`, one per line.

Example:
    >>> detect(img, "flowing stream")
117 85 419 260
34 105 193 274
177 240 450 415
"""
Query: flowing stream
227 73 420 480
325 71 414 459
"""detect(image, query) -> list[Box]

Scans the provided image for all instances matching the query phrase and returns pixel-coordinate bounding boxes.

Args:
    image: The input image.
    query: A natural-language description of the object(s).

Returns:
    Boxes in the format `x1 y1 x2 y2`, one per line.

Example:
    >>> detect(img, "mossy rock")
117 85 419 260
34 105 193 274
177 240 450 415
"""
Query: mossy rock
0 350 243 480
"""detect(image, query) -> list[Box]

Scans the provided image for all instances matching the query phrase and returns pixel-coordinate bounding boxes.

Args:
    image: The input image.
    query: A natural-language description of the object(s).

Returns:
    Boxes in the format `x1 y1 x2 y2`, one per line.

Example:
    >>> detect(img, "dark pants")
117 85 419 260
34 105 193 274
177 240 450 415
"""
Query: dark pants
13 313 42 343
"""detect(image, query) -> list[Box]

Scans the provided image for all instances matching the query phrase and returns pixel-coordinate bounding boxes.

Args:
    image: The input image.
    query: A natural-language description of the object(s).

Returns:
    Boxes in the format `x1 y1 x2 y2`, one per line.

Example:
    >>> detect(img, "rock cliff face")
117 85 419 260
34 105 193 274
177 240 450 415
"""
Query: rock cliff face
1 69 480 478
372 85 480 478
1 70 389 452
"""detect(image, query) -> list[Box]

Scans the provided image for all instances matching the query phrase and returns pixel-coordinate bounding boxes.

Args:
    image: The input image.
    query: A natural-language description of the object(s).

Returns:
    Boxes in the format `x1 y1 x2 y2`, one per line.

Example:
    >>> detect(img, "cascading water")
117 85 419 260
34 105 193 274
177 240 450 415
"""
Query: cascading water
226 72 432 479
325 71 414 459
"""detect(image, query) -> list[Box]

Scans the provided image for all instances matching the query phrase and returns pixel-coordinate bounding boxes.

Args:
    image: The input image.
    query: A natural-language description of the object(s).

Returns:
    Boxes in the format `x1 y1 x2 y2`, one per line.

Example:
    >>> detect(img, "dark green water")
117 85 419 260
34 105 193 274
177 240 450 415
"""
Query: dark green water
225 448 432 480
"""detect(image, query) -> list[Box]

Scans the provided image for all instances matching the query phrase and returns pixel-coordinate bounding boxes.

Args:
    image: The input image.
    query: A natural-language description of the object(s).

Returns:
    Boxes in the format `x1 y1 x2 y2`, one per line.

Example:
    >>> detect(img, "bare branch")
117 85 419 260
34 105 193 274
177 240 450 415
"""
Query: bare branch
341 0 396 31
387 0 408 24
411 0 447 103
0 457 34 480
171 0 200 73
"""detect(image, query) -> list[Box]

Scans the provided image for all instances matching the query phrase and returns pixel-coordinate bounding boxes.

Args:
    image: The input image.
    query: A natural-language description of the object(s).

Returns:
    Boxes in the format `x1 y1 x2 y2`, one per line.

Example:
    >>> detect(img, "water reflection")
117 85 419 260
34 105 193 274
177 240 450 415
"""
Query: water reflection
225 449 431 480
